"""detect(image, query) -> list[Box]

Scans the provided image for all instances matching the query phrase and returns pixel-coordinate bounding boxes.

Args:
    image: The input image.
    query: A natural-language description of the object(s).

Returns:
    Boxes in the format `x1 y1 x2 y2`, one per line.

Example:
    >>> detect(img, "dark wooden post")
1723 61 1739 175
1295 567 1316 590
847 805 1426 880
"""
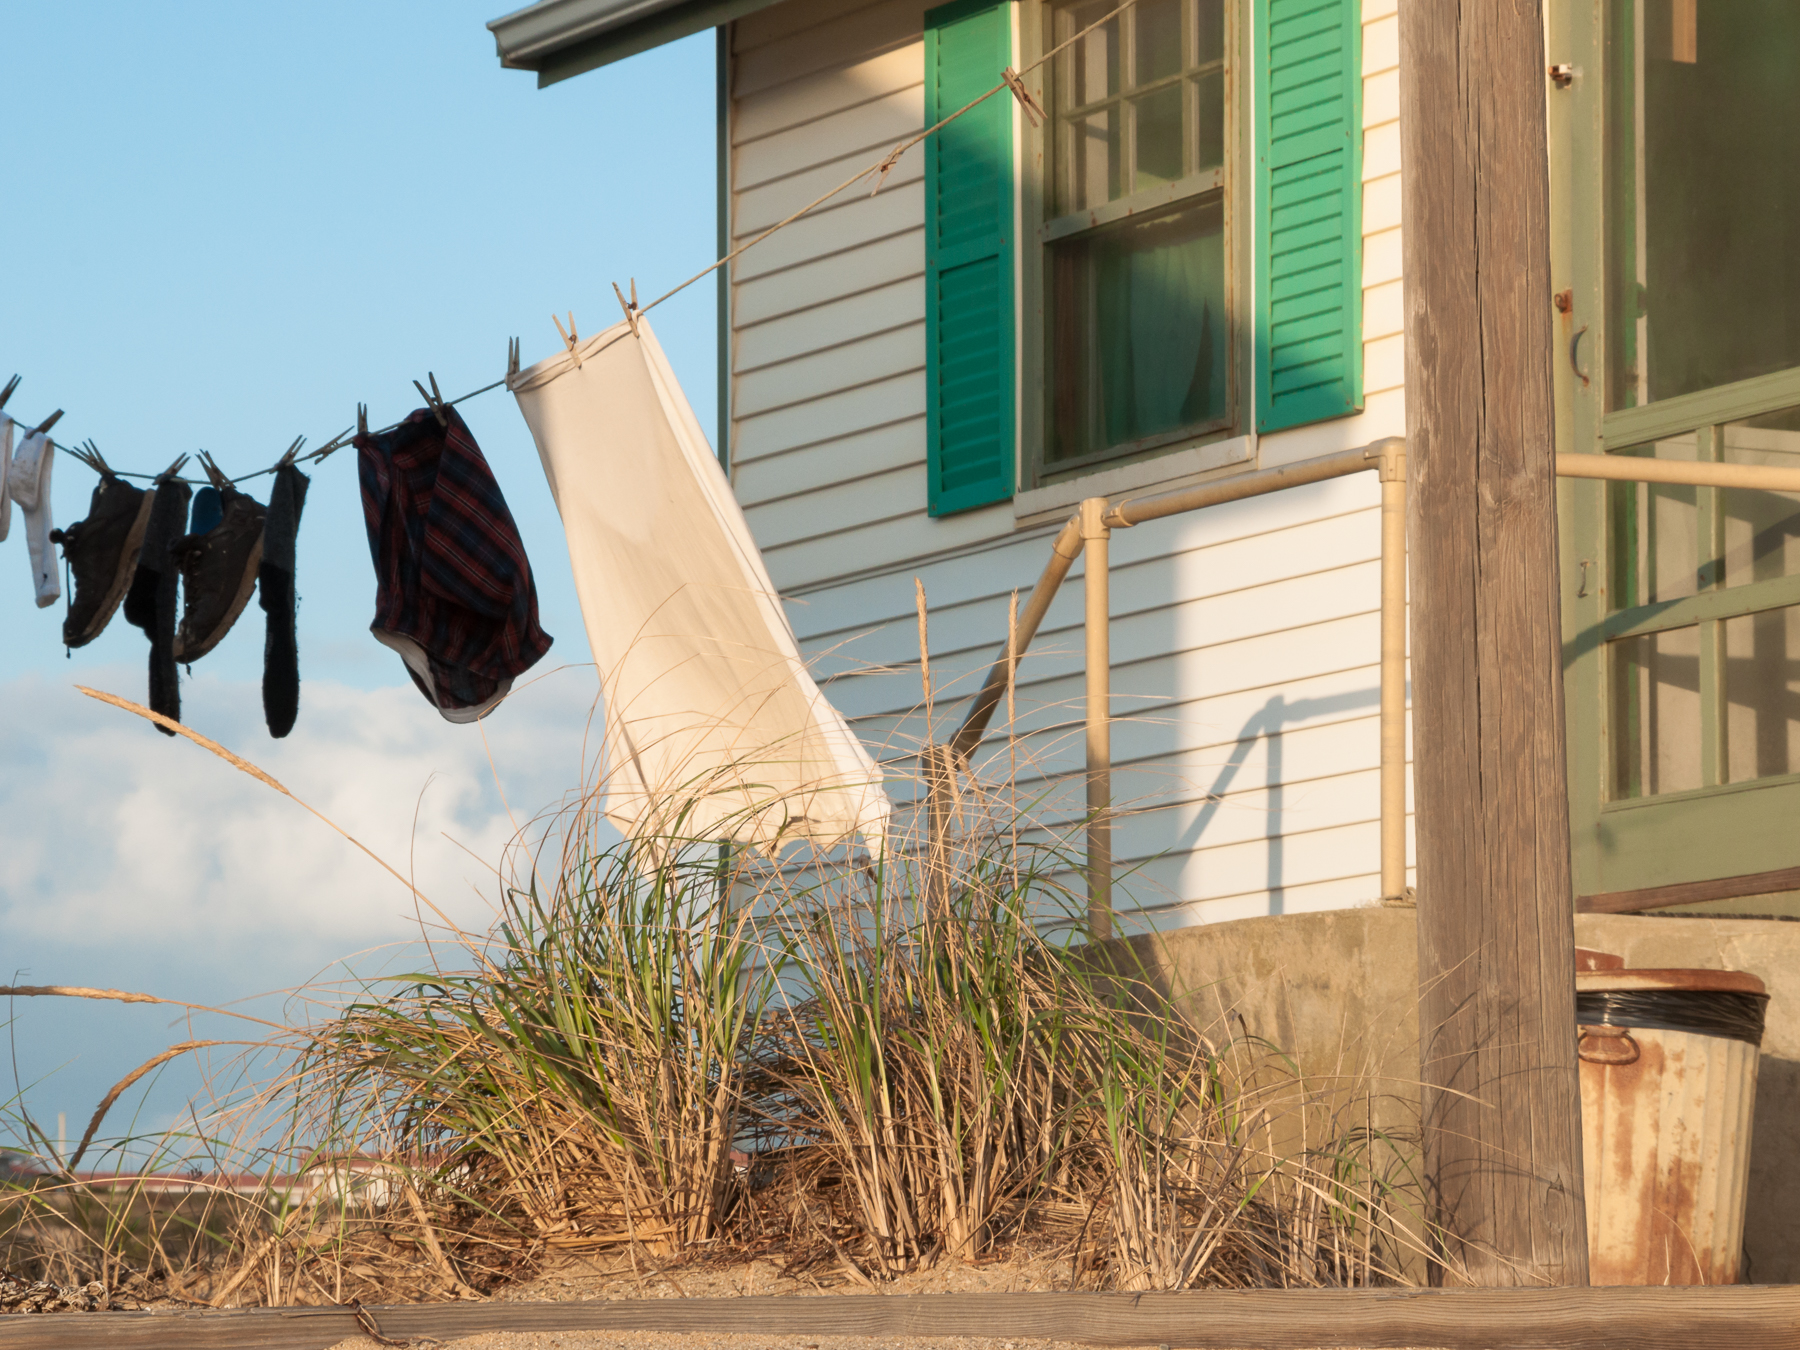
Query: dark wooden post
1399 2 1589 1286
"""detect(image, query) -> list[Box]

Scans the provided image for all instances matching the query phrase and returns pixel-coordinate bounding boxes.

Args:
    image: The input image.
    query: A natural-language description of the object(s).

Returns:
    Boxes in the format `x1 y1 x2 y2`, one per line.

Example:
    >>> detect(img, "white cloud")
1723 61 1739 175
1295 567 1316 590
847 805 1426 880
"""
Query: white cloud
0 663 609 962
0 662 622 1154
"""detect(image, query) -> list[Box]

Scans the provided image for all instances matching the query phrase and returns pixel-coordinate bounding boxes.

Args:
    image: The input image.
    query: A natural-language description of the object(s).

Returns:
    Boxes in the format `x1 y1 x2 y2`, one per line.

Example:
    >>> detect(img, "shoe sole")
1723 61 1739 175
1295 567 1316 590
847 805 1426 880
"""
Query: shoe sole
172 533 264 663
69 488 158 648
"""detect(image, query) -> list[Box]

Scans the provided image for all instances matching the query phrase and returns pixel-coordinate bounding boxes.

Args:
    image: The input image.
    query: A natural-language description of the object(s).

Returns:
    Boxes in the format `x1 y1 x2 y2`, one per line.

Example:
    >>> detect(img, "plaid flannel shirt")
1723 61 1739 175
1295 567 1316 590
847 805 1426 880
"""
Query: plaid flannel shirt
357 406 551 714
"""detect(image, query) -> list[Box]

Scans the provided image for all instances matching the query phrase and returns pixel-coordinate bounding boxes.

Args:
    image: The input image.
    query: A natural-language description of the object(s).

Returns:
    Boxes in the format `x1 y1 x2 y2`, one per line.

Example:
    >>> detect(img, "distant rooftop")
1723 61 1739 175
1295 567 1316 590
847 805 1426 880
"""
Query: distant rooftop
487 0 783 86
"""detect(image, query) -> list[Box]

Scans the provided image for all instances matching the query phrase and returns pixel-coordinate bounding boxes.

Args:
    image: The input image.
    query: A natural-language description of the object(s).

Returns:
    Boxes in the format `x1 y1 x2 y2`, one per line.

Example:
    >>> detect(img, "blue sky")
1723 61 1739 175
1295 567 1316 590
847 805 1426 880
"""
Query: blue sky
1 3 715 1163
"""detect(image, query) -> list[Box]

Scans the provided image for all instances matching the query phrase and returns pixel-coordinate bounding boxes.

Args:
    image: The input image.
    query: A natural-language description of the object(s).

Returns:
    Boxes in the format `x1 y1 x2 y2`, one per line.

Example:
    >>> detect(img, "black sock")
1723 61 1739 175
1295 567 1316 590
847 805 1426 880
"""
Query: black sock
123 477 193 736
260 463 310 738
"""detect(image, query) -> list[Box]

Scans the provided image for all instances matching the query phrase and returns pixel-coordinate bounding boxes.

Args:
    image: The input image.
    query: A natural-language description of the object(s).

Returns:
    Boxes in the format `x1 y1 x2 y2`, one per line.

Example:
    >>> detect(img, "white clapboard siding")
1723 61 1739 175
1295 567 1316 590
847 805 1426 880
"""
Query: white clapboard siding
725 0 1416 927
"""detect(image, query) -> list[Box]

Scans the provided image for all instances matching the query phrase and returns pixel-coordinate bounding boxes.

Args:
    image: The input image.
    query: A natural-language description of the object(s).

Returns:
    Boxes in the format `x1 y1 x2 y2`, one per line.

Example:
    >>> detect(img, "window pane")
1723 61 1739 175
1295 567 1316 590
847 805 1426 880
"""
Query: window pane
1607 408 1800 612
1133 84 1184 188
1611 626 1702 799
1049 198 1227 464
1194 68 1225 171
1196 0 1224 64
1725 604 1800 784
1064 109 1122 212
1135 0 1183 83
1058 1 1121 106
1607 438 1703 609
1720 408 1800 590
1605 0 1800 408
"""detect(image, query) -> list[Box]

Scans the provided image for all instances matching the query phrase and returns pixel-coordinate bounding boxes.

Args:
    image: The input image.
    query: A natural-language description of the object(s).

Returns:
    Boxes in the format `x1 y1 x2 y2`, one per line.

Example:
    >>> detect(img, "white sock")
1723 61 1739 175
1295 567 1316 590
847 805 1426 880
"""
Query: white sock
8 429 59 607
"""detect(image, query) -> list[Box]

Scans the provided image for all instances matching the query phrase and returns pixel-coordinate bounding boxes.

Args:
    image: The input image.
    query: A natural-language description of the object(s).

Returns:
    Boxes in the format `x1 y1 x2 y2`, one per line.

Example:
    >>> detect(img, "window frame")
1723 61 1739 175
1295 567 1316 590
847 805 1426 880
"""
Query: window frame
1017 0 1251 496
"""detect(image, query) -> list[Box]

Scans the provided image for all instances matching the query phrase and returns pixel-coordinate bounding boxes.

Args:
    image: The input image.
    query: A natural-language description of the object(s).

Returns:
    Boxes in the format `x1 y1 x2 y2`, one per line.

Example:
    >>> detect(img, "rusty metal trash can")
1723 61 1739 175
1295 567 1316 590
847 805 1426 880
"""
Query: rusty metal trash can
1577 966 1769 1285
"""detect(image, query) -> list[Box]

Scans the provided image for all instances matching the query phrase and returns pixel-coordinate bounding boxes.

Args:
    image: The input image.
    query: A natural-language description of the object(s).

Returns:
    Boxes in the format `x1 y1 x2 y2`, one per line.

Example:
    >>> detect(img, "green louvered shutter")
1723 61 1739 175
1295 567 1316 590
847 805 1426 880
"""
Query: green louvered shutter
925 0 1015 516
1255 0 1362 433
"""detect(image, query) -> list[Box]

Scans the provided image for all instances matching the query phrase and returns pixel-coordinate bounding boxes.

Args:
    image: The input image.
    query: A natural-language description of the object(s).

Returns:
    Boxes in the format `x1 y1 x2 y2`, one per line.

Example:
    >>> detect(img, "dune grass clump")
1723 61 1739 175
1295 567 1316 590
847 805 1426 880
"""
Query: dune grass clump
306 828 772 1260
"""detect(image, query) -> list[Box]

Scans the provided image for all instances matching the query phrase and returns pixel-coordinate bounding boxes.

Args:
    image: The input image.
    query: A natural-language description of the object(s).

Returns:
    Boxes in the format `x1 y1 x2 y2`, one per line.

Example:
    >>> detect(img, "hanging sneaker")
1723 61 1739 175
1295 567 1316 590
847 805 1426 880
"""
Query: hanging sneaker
172 480 266 664
49 447 157 649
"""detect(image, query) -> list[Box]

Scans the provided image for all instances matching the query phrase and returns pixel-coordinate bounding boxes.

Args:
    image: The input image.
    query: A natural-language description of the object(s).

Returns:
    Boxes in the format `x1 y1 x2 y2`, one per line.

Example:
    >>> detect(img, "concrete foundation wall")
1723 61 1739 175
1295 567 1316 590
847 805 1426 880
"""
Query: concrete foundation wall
1113 907 1800 1283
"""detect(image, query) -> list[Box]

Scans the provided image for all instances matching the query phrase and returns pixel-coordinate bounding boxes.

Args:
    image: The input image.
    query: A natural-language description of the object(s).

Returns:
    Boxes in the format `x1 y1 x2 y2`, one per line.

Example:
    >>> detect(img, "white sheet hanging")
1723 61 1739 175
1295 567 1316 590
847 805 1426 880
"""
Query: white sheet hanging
509 316 889 856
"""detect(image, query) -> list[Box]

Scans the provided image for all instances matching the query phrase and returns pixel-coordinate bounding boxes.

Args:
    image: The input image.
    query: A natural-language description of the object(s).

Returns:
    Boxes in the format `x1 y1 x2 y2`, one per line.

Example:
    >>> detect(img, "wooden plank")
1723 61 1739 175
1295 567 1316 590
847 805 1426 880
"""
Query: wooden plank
1579 864 1800 915
735 0 925 99
791 484 1380 642
744 461 923 549
734 46 921 144
9 1286 1800 1350
736 370 923 463
761 500 1013 593
734 85 921 192
734 324 923 419
735 233 922 327
736 145 923 237
730 183 923 282
1399 0 1589 1285
733 419 921 507
737 278 923 375
734 0 889 54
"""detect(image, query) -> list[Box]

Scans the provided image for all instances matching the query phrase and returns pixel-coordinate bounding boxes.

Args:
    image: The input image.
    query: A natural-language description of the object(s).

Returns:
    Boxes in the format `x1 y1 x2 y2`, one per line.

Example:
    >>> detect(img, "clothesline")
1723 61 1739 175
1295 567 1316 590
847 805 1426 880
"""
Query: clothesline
0 373 513 490
7 0 1139 493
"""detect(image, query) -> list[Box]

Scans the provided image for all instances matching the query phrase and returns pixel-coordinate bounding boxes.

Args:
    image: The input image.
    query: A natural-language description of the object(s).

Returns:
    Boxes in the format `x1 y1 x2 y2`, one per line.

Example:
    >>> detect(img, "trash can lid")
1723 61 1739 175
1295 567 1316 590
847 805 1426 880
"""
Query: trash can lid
1577 968 1767 996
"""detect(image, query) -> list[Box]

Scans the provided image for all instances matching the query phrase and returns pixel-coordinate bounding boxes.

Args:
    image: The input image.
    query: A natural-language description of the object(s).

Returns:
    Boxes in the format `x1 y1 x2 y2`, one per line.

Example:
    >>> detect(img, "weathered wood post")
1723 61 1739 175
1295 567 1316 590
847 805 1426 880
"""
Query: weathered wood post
1399 2 1589 1285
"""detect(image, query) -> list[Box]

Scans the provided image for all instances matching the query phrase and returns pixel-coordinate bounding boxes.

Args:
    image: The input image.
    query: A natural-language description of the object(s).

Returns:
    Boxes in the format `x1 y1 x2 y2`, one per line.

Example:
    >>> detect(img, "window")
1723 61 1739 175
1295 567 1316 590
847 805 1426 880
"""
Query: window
1043 0 1231 471
922 0 1363 513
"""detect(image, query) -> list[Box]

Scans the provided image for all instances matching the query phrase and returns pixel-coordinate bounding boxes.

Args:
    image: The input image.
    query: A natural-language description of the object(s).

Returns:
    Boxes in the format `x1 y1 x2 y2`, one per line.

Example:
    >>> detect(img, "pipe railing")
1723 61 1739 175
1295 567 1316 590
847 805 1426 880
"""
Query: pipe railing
925 442 1800 939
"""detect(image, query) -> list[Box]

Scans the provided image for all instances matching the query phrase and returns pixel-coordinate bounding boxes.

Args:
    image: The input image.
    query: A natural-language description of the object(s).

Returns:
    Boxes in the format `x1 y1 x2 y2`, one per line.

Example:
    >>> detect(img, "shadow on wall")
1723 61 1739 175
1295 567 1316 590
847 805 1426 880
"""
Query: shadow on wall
1171 686 1381 916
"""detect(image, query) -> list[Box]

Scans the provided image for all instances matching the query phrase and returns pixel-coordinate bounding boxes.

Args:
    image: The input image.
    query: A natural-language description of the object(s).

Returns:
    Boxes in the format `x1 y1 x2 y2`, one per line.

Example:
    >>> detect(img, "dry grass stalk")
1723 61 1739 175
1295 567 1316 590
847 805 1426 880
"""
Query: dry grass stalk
3 673 1439 1305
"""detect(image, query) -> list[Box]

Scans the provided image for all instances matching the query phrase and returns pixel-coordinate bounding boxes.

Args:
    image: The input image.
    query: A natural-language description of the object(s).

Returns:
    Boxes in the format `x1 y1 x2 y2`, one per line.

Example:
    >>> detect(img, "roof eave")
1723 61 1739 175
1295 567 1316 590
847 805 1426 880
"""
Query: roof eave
488 0 781 85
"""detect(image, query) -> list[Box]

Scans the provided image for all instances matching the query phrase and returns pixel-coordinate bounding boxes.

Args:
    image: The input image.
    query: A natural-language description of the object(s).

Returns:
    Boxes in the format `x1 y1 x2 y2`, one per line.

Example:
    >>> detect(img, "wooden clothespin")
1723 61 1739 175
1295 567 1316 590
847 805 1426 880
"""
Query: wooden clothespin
552 311 583 368
157 454 190 483
0 375 19 411
507 336 521 382
612 281 641 338
1002 67 1045 128
411 373 448 428
870 142 908 196
197 451 232 492
277 435 305 469
312 423 353 461
357 403 370 441
67 439 109 475
31 409 63 438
